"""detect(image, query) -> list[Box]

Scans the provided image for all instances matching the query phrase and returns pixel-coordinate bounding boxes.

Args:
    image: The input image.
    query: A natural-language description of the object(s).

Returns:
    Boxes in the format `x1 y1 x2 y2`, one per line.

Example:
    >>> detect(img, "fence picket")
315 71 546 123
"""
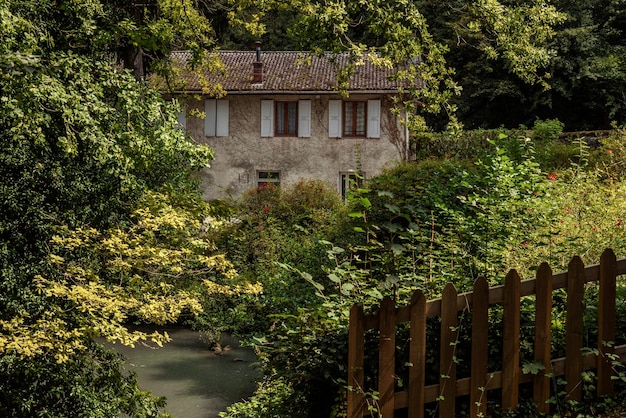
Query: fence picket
533 262 553 413
379 297 396 417
566 256 585 401
470 276 489 418
440 283 458 417
598 248 617 396
348 304 365 418
347 252 626 417
502 270 521 410
408 290 426 418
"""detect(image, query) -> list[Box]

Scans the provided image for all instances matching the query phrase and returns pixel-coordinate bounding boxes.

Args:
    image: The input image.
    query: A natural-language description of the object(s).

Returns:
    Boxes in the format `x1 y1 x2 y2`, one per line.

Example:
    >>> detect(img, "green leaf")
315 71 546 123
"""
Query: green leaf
328 273 341 283
390 243 405 255
359 197 372 209
522 361 546 375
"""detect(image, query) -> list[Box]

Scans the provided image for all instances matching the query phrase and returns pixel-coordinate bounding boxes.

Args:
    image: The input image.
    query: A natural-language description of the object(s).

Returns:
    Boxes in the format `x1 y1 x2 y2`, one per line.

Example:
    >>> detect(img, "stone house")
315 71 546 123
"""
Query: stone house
172 50 410 200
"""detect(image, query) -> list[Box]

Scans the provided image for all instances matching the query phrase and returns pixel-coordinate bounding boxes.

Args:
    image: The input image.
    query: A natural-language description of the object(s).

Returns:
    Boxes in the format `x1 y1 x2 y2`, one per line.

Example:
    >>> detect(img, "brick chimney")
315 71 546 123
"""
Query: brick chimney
252 42 263 83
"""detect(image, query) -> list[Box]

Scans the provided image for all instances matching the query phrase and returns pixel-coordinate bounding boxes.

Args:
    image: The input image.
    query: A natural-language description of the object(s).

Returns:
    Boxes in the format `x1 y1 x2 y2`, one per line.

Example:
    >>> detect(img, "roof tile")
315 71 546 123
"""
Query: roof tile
170 51 403 92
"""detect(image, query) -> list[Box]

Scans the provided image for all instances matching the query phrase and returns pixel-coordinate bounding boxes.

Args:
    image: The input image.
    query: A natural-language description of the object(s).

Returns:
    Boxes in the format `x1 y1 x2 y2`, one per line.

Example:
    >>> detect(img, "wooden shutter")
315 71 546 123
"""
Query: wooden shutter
216 100 229 137
177 106 187 130
204 99 216 137
298 100 311 138
261 100 274 137
328 100 342 138
367 99 381 138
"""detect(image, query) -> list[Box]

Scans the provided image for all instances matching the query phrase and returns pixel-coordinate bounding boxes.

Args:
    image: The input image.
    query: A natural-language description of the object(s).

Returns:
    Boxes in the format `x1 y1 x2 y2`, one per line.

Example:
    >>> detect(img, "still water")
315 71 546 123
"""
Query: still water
111 327 260 418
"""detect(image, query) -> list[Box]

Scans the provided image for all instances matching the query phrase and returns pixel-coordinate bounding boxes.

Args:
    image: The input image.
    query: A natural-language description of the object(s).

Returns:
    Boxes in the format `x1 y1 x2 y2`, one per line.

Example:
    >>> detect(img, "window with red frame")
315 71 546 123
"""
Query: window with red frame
343 101 367 137
275 101 298 136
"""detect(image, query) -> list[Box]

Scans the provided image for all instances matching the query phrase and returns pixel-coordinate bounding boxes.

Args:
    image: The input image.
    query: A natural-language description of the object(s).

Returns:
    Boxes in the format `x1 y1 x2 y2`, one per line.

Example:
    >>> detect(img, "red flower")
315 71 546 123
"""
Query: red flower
564 209 570 214
547 173 558 180
607 149 614 153
263 205 271 212
617 220 622 227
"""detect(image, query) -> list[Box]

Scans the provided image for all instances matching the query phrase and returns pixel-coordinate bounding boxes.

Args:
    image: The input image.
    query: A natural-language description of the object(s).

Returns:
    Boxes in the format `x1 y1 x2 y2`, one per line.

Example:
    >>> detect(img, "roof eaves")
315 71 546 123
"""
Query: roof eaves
169 89 400 95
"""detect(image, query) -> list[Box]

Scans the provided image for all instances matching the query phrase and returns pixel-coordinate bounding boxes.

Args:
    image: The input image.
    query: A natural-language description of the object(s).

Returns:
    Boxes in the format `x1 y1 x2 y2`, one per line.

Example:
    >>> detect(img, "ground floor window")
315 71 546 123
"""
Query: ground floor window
340 172 364 198
257 171 281 188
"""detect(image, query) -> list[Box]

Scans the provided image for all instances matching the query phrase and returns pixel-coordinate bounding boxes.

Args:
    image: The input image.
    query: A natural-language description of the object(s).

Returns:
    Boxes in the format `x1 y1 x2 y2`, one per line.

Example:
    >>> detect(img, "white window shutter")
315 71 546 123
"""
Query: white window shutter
216 100 229 137
367 99 381 138
261 100 274 137
177 106 187 130
298 100 311 138
204 99 217 137
328 100 342 138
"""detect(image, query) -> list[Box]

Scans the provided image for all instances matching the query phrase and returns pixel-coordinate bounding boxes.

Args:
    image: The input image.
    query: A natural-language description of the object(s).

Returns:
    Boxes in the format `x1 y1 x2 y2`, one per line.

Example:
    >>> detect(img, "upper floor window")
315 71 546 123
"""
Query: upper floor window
261 100 311 138
328 99 381 139
275 101 298 136
204 99 229 137
343 101 366 137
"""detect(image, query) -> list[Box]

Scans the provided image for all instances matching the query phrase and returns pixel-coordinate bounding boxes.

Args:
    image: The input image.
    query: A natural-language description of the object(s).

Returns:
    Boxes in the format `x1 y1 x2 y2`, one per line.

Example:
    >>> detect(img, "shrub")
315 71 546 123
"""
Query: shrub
532 118 564 141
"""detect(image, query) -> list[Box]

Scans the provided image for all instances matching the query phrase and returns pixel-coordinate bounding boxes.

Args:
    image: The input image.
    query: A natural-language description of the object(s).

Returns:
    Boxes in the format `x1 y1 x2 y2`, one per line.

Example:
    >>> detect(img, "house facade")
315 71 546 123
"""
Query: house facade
173 50 410 200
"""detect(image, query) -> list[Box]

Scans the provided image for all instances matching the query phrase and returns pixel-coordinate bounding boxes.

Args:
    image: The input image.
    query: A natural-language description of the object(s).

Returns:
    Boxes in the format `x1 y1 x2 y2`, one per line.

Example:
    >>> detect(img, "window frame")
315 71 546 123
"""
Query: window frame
257 170 281 188
340 172 364 198
274 101 298 137
342 101 367 137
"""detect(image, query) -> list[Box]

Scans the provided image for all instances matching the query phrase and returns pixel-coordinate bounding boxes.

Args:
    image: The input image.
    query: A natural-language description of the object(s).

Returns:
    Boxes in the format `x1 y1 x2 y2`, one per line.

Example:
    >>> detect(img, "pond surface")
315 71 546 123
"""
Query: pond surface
111 327 260 418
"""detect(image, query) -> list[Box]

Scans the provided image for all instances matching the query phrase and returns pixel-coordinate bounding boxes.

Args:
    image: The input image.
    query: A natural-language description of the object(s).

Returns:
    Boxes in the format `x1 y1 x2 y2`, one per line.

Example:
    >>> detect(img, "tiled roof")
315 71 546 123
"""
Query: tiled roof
170 50 405 93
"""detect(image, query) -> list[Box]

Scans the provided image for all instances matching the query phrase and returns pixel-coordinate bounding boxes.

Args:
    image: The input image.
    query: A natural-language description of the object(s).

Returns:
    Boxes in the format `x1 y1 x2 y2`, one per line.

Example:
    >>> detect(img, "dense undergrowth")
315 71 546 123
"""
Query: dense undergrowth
199 123 626 418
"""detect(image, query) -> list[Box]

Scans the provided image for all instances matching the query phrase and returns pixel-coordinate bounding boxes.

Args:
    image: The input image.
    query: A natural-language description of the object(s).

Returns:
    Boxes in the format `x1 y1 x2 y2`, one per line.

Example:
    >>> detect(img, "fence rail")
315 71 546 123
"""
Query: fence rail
347 249 626 417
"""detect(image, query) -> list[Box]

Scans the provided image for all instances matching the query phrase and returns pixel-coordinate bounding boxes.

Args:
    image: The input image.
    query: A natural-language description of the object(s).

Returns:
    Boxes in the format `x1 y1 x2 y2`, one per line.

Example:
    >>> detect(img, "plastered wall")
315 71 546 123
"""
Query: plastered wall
184 94 406 200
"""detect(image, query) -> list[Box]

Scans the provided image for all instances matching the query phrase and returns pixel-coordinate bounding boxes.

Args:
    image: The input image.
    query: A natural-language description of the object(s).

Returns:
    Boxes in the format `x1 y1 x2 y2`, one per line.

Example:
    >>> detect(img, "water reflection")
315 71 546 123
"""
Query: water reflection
110 327 259 418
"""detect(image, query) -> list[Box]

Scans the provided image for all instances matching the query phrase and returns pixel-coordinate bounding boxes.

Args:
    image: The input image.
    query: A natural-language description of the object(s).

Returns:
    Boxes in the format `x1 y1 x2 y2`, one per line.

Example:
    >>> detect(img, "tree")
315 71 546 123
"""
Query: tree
0 2 229 416
419 0 626 130
201 0 565 131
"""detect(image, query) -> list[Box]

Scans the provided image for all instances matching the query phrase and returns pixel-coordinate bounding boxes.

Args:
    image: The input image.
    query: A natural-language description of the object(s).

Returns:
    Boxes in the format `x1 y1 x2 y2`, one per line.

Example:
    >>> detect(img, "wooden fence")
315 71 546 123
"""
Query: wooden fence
347 249 626 417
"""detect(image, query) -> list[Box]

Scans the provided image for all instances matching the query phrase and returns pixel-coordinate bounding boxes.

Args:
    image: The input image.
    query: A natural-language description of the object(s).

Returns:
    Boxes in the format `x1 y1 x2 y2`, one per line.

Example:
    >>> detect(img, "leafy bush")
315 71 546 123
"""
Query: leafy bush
215 129 626 417
195 180 348 335
532 119 564 141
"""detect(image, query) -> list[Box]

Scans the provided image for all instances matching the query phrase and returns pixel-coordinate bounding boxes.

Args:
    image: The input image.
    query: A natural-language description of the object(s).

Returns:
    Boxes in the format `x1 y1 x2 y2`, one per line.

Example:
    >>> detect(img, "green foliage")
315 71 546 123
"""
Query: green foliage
0 343 171 418
194 180 347 335
532 119 565 142
344 134 546 297
0 2 222 415
205 0 565 132
219 128 626 417
438 0 626 129
587 127 626 181
220 376 306 418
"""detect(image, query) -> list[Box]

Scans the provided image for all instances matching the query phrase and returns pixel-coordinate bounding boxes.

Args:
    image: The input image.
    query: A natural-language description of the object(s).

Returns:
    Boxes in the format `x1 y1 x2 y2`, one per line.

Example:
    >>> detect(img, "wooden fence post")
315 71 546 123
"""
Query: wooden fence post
348 304 365 418
347 250 625 418
409 290 426 418
440 283 458 417
534 263 553 413
566 256 585 401
502 269 521 410
598 248 617 396
379 297 396 417
470 276 489 418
